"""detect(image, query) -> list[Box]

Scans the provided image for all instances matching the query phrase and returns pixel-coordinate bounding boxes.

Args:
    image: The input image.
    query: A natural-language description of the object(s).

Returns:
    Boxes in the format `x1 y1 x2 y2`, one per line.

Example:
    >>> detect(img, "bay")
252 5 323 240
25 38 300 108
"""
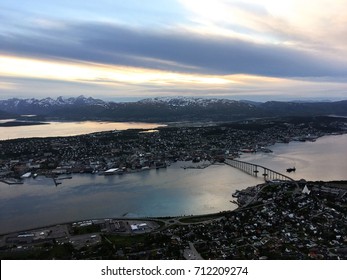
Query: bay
0 162 262 234
0 121 165 140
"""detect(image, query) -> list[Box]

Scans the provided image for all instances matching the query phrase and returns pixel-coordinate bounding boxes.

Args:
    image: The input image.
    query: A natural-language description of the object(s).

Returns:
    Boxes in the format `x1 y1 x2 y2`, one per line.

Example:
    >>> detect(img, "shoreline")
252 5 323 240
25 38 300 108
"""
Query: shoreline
1 131 346 183
0 120 167 141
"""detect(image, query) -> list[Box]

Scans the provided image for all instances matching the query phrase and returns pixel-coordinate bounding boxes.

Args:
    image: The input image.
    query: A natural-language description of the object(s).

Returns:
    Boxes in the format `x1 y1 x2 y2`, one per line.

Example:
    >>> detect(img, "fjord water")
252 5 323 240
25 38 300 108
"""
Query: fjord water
240 134 347 181
0 133 346 234
0 163 262 234
0 121 164 140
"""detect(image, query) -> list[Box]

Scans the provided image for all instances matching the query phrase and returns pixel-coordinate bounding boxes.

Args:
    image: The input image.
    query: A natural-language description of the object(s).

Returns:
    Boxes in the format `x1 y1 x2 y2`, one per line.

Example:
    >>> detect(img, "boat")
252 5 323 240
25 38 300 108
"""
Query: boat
286 167 296 173
103 168 121 175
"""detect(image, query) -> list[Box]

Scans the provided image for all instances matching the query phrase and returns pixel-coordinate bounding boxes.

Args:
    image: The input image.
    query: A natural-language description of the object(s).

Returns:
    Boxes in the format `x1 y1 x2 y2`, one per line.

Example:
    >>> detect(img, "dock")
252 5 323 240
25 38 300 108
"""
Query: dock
0 179 24 185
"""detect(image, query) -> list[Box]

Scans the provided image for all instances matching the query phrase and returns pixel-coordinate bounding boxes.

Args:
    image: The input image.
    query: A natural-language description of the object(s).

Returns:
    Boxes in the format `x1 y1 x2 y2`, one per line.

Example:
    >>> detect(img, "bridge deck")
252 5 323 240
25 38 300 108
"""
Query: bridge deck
225 159 295 182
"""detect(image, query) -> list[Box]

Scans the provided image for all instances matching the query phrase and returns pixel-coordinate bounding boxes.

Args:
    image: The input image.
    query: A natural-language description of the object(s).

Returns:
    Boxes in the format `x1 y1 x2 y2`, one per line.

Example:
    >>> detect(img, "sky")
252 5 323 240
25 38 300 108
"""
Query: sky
1 0 347 101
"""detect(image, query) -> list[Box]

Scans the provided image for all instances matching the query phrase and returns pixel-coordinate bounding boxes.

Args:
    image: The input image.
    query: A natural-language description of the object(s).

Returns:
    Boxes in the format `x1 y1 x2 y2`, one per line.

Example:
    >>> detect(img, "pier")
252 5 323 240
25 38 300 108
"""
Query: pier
225 158 296 183
0 179 23 185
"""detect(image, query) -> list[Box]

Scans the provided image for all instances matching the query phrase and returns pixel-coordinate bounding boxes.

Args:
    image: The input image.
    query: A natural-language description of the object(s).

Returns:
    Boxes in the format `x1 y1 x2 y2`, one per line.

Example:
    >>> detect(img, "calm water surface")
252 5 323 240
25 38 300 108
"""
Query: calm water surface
0 163 262 234
0 121 165 140
241 134 347 181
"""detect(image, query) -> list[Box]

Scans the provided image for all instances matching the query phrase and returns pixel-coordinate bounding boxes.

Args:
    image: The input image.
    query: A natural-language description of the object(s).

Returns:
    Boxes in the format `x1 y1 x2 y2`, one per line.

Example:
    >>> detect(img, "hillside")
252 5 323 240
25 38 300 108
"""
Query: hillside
0 96 346 122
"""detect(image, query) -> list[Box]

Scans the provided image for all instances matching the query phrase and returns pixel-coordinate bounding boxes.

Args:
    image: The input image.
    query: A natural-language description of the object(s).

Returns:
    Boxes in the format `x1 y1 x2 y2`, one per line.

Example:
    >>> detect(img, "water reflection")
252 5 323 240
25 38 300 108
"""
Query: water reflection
0 119 17 123
0 121 165 140
241 134 347 181
0 162 262 234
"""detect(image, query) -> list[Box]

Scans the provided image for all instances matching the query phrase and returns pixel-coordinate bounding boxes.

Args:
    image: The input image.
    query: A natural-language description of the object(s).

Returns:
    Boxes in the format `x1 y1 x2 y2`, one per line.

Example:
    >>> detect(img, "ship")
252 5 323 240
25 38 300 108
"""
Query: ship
286 167 296 173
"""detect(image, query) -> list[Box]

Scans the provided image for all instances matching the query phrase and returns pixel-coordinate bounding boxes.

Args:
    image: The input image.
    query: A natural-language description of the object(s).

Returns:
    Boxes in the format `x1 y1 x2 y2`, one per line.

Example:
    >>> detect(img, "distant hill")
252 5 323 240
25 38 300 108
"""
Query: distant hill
259 100 347 117
0 109 17 119
0 96 346 122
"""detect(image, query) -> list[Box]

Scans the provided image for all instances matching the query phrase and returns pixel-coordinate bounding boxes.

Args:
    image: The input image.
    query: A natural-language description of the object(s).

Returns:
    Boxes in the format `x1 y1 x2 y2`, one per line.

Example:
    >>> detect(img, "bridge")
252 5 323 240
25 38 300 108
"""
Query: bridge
225 158 296 183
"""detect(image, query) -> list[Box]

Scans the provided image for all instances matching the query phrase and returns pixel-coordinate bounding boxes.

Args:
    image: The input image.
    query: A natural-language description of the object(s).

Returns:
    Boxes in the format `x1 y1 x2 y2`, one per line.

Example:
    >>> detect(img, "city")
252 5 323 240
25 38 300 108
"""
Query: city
0 116 345 182
1 115 346 259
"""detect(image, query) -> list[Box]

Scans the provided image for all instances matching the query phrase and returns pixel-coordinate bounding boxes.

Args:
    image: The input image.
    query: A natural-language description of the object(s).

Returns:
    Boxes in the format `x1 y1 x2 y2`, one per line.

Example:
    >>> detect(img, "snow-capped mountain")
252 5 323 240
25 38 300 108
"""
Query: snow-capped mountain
0 95 346 122
139 96 241 107
0 95 106 115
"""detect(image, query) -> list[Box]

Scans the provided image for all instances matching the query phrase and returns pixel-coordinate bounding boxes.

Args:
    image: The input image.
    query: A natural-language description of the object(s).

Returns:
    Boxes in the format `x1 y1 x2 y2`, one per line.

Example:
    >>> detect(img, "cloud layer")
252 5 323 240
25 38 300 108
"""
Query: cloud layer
0 0 347 100
2 20 347 78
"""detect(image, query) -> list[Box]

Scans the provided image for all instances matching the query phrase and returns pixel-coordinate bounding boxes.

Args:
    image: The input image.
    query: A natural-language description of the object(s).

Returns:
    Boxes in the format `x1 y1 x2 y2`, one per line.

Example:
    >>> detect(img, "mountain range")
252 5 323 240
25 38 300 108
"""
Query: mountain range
0 95 346 122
